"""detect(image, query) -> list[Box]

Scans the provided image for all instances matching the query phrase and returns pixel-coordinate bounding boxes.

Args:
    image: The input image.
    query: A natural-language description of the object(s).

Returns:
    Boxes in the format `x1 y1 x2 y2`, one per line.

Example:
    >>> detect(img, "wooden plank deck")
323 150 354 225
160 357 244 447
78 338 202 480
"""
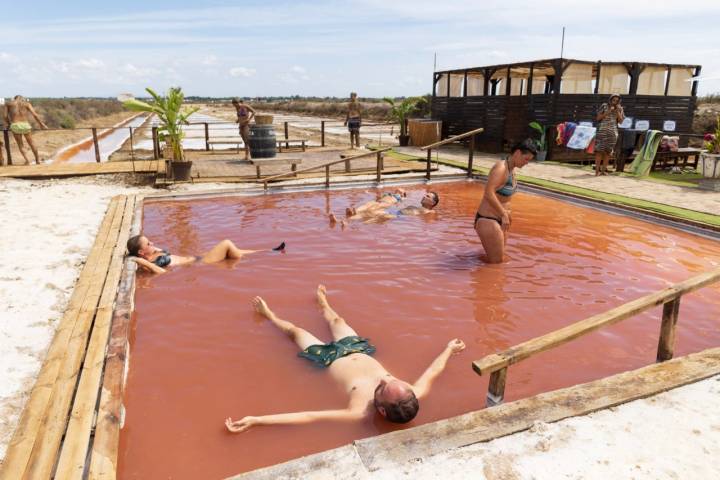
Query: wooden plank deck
0 195 137 480
0 161 158 179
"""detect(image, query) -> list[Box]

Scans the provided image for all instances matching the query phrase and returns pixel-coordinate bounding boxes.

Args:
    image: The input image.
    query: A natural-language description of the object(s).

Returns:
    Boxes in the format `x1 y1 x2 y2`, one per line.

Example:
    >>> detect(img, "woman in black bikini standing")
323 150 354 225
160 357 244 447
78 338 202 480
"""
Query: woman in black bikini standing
127 235 285 274
474 140 536 263
232 98 256 160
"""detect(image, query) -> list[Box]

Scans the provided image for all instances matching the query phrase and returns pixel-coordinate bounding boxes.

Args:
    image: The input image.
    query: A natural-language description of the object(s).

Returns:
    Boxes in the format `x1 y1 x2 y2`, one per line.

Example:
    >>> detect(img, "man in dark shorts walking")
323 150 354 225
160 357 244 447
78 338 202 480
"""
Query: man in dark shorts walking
225 285 465 432
344 92 362 149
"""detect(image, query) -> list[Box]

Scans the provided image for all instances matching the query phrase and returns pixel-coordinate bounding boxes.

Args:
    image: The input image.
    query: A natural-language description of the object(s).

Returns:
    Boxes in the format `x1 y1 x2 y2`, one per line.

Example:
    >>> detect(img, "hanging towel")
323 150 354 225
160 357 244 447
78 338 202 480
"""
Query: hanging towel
562 122 578 146
586 138 596 154
556 123 566 145
566 125 597 150
629 130 662 176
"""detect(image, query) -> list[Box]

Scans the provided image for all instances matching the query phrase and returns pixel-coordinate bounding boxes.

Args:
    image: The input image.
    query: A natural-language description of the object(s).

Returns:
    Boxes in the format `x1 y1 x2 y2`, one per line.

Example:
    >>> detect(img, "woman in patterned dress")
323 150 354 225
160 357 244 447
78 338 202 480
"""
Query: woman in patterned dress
594 94 625 176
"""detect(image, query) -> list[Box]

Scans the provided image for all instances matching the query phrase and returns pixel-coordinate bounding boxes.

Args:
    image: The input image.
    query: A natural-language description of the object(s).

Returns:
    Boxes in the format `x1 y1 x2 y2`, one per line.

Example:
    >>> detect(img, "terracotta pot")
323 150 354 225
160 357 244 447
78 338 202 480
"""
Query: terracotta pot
699 152 720 179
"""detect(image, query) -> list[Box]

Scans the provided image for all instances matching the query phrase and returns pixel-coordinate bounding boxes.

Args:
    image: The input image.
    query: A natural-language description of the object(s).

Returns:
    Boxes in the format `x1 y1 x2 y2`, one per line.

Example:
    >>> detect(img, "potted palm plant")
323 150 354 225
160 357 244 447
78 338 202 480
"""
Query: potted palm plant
123 87 198 181
529 121 547 161
699 115 720 190
383 96 427 146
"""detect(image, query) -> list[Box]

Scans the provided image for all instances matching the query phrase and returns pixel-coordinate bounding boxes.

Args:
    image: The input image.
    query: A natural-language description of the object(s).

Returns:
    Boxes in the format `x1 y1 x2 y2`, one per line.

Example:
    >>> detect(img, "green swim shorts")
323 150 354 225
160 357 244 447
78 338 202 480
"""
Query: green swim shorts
10 122 32 135
298 335 376 368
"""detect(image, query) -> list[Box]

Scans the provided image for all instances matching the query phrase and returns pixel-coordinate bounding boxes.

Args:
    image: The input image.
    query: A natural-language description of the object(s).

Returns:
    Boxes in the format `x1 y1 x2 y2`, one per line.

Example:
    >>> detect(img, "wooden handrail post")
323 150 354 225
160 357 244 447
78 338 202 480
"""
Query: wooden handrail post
325 164 330 188
3 129 11 165
151 127 159 160
129 127 135 160
487 367 507 407
284 121 289 140
204 122 210 151
321 121 325 147
657 298 681 362
426 149 432 180
92 128 101 163
345 159 351 173
468 134 475 176
376 151 382 182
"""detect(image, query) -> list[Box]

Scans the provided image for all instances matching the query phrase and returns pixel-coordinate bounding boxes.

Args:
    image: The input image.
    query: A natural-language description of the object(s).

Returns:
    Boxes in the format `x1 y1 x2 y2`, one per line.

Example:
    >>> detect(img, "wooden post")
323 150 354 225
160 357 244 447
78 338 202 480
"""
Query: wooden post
344 159 351 173
3 129 11 165
321 120 325 146
129 127 135 160
467 134 475 176
151 127 159 160
204 122 210 151
505 66 511 96
691 66 701 96
92 128 101 163
284 121 289 140
463 70 468 97
486 367 508 407
657 298 681 362
325 164 330 188
376 151 382 182
426 149 432 180
664 66 672 96
594 61 602 94
527 63 534 96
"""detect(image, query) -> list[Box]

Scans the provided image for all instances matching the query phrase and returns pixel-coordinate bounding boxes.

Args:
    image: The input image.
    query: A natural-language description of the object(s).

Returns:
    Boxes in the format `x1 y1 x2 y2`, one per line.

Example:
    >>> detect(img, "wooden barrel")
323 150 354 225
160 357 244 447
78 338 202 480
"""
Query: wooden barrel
249 124 277 158
408 119 442 147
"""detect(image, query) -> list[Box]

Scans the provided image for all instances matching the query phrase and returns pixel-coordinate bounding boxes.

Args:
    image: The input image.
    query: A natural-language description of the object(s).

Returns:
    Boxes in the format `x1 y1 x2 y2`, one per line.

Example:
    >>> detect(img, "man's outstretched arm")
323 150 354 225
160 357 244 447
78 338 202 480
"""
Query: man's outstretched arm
412 339 465 399
225 408 362 433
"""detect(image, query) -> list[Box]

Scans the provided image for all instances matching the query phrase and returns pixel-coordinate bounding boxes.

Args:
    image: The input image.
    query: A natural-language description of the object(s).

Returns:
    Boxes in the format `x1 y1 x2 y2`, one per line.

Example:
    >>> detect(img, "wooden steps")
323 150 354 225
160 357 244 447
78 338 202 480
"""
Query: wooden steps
0 195 137 480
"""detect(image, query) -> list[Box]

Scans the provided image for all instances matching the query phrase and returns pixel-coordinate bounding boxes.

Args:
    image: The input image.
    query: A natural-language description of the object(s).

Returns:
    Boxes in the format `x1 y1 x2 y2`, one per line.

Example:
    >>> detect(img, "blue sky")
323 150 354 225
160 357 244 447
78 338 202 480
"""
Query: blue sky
2 0 719 98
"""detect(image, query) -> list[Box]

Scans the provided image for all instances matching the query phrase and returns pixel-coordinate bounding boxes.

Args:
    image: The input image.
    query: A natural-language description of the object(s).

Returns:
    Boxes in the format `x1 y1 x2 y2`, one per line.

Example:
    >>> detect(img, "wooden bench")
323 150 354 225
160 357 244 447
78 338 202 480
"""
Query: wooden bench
651 148 702 171
276 138 307 152
208 138 244 152
250 157 302 178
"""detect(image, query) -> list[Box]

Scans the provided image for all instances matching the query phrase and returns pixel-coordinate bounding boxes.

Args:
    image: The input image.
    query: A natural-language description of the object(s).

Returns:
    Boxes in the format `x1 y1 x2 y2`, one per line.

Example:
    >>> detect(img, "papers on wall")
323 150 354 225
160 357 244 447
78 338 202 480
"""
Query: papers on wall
635 120 650 130
579 121 593 127
619 117 633 129
663 120 676 131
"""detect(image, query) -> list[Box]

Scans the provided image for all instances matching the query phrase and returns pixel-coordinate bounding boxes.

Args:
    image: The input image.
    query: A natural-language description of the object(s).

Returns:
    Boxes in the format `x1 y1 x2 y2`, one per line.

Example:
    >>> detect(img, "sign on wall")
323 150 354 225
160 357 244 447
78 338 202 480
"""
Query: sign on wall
619 117 633 129
663 120 676 131
634 120 650 130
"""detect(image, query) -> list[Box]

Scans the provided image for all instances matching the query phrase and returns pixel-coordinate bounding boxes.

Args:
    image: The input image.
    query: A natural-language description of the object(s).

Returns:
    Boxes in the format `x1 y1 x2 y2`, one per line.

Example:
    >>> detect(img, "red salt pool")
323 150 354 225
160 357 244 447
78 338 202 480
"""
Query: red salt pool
118 181 720 479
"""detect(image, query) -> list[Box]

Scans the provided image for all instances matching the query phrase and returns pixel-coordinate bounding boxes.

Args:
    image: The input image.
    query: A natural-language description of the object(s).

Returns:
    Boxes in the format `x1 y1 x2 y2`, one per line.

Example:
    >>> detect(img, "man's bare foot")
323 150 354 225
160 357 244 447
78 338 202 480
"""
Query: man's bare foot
316 284 329 307
329 213 338 226
340 219 348 230
252 296 272 318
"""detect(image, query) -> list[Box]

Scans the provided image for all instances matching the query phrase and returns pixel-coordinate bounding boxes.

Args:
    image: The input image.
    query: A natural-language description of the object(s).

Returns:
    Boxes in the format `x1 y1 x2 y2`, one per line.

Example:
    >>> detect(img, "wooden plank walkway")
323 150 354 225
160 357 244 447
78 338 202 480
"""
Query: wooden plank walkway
0 161 158 179
0 195 137 480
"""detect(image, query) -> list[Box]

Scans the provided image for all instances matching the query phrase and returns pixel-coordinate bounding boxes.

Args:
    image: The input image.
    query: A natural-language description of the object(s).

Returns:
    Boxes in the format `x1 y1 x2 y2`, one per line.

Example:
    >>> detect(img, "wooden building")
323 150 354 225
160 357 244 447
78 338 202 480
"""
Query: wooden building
431 58 701 159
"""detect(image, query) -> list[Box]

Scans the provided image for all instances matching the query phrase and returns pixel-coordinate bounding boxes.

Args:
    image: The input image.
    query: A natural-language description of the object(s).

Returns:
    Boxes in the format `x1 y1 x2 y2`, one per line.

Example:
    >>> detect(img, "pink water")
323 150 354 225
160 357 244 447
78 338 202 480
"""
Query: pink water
118 181 720 479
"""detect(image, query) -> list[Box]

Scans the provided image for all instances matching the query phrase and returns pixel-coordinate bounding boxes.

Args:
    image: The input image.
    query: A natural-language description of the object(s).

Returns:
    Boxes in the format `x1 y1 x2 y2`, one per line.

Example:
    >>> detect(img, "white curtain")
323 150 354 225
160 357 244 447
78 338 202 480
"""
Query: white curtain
598 65 630 94
560 63 593 94
466 74 484 96
667 67 694 96
449 74 464 97
510 78 524 96
637 66 667 95
436 74 448 97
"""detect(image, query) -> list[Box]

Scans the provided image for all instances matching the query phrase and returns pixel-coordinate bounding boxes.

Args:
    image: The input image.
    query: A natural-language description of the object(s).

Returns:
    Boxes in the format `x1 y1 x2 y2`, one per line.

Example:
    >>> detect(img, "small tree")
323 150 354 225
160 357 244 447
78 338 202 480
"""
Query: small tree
383 96 427 137
123 87 198 161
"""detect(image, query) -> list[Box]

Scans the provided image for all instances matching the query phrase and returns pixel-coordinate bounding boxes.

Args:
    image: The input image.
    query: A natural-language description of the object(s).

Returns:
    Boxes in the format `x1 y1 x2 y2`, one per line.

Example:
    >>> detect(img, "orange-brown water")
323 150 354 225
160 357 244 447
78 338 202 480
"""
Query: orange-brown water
118 182 720 479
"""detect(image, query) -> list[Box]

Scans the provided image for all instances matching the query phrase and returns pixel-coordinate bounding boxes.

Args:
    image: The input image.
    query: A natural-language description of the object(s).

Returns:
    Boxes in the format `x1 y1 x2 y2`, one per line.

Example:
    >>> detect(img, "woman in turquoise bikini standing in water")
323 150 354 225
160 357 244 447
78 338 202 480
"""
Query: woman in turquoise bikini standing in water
474 139 537 263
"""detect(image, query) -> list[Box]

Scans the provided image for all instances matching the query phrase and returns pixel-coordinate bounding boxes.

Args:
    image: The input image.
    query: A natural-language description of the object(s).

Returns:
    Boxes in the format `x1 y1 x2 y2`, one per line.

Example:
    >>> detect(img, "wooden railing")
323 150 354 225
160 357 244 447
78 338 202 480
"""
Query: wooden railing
261 147 393 189
472 266 720 407
420 127 484 179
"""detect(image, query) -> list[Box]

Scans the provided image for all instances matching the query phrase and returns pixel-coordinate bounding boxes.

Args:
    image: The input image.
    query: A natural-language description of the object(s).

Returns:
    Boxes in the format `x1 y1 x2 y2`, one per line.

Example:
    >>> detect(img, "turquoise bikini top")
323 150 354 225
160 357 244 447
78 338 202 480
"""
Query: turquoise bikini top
495 160 516 197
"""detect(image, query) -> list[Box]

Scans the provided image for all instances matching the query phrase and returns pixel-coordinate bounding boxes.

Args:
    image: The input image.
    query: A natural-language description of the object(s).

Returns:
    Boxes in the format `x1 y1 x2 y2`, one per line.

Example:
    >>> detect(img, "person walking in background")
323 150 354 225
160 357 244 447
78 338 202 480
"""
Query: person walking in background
594 94 624 176
232 98 256 160
344 92 362 149
3 95 48 165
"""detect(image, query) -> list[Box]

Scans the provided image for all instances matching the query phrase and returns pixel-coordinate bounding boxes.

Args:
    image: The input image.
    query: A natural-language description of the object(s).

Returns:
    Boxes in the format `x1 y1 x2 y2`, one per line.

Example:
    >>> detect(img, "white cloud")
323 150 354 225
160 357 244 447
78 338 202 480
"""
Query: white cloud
201 55 218 66
229 67 256 78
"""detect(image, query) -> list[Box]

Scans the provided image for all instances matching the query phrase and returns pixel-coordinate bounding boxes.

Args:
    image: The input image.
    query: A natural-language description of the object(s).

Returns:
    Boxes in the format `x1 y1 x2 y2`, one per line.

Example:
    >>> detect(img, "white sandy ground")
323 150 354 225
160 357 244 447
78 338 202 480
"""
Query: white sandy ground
0 172 719 478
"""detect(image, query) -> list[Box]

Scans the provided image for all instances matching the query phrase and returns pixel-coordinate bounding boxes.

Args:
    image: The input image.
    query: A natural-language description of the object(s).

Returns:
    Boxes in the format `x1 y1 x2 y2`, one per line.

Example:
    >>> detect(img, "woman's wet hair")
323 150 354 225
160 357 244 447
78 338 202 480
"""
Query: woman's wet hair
511 139 539 158
126 235 143 256
429 191 440 206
